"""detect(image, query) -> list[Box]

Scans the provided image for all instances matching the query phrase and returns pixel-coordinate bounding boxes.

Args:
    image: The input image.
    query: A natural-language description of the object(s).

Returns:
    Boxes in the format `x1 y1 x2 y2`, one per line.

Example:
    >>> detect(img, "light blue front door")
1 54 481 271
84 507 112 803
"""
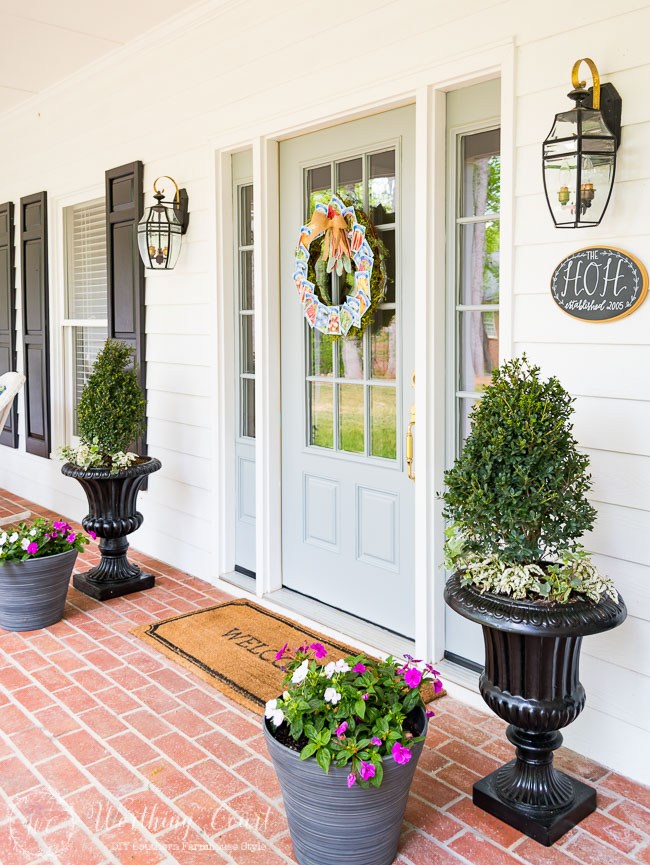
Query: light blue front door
279 106 416 637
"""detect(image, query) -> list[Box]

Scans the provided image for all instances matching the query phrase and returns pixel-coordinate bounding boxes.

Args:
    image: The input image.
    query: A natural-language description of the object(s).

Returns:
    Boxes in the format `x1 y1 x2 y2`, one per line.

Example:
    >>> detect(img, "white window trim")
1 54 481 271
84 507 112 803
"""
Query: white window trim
49 184 106 455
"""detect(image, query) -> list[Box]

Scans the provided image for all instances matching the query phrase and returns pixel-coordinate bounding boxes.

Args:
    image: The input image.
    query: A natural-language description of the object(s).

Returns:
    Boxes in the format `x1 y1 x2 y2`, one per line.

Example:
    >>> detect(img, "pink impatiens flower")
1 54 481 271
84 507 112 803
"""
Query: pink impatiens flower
426 710 436 718
391 742 412 765
335 722 348 739
26 542 38 555
347 773 357 788
403 668 422 689
434 679 444 694
352 662 366 674
275 642 289 661
66 533 76 543
88 530 97 541
371 736 382 747
359 761 376 781
310 642 327 659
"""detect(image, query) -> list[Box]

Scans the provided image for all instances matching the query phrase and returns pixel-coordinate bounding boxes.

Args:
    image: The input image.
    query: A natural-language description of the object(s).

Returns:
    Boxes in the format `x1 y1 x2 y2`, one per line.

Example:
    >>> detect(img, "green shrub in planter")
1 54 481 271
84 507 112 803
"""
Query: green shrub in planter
441 356 617 603
60 339 146 472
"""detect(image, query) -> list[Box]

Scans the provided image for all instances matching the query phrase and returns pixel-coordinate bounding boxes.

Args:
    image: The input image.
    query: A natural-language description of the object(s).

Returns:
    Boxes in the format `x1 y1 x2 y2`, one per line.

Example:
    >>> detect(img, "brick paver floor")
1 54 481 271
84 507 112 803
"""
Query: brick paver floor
0 487 648 864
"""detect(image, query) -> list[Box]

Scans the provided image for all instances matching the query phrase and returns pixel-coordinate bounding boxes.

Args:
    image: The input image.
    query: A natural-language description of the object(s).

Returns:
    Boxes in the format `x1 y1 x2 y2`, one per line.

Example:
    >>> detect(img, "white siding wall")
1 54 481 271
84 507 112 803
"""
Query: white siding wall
0 0 648 783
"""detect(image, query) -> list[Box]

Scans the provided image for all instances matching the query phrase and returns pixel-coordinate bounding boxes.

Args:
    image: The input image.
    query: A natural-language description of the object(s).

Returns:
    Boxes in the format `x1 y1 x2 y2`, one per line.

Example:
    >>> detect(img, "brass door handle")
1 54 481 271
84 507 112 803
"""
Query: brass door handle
406 405 415 481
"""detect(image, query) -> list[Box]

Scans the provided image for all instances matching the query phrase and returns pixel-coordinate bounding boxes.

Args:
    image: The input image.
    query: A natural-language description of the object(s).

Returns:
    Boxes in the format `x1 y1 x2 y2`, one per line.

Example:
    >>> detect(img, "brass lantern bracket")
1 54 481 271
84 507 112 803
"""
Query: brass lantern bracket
571 58 622 148
153 175 190 235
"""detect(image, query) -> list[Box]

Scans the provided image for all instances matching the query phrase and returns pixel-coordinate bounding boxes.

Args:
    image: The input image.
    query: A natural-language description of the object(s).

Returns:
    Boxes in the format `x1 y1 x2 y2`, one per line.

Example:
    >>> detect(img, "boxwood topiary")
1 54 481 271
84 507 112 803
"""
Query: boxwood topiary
76 339 146 460
442 355 597 565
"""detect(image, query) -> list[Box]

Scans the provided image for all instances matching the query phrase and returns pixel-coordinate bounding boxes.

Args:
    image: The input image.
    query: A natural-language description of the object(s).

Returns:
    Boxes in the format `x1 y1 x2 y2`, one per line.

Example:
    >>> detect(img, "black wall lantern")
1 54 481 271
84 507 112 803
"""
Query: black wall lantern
543 58 622 228
137 176 190 269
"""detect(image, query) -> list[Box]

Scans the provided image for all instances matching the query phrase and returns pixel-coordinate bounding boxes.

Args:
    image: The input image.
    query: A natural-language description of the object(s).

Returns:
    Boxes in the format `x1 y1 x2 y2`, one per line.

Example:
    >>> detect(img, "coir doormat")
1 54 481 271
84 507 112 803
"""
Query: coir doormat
133 599 443 715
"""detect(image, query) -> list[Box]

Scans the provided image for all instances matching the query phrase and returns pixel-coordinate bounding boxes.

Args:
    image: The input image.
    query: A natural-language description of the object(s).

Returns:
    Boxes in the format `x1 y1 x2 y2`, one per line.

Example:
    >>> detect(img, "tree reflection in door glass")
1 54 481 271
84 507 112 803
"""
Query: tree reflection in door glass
369 151 395 225
371 308 397 379
339 335 364 379
337 158 363 205
310 382 333 449
309 329 334 377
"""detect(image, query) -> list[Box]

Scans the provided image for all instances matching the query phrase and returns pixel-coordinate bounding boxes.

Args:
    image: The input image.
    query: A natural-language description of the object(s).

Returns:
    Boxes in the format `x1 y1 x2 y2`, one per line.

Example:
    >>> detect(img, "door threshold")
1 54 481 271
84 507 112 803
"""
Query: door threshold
435 657 481 693
220 570 256 592
267 587 415 659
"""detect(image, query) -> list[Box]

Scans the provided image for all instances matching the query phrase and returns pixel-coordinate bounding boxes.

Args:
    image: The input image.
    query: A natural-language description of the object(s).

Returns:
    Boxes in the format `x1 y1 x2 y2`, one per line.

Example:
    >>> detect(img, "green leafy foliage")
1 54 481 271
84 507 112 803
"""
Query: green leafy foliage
265 646 442 789
442 356 596 563
0 518 90 563
440 357 619 604
75 339 146 462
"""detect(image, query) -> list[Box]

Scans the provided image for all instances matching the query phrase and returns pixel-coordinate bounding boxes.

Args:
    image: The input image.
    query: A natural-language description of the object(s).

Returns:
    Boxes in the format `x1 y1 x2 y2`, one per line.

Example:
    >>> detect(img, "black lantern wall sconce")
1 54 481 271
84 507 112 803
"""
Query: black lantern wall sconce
543 58 622 228
137 176 190 269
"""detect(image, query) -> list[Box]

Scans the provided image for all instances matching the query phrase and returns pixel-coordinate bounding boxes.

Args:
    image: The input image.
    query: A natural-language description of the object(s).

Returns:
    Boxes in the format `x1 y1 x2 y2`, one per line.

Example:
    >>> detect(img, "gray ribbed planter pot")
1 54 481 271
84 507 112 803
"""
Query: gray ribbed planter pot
0 548 77 632
264 706 427 865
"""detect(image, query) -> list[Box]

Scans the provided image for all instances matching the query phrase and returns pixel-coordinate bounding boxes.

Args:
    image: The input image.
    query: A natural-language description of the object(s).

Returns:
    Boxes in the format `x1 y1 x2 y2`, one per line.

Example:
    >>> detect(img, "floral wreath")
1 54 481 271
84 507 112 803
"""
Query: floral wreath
293 195 375 336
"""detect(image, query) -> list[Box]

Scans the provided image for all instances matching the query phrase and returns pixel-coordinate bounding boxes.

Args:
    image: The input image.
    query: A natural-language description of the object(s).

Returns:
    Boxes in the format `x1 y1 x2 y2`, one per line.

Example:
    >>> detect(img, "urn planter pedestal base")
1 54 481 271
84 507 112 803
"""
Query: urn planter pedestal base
62 458 161 601
444 574 626 846
474 762 596 847
72 571 155 601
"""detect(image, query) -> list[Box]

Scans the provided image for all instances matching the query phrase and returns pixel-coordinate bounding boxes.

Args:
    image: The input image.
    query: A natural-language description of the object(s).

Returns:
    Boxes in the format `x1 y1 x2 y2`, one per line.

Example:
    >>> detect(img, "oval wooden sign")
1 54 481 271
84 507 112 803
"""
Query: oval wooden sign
550 246 648 322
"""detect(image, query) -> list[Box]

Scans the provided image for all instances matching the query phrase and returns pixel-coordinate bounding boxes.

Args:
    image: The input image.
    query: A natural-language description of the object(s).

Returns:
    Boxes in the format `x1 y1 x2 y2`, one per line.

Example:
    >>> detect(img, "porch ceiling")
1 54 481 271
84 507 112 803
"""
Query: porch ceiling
0 0 203 114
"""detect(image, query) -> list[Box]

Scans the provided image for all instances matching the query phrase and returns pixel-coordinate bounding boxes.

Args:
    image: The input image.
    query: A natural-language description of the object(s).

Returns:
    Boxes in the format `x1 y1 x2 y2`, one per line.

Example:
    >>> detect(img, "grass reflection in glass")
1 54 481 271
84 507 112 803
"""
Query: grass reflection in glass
339 384 364 453
310 382 333 448
371 387 397 459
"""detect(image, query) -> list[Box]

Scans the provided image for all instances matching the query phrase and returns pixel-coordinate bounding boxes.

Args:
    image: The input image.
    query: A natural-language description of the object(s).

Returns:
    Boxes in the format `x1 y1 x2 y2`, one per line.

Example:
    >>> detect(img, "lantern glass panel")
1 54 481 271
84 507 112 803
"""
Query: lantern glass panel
543 106 616 228
138 206 183 269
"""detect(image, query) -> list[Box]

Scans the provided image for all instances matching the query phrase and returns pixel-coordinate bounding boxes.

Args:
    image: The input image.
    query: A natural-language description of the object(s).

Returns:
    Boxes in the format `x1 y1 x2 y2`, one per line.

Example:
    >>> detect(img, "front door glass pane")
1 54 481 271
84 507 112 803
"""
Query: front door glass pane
370 309 397 380
304 151 399 462
370 387 397 459
339 384 365 453
310 382 334 449
337 158 363 204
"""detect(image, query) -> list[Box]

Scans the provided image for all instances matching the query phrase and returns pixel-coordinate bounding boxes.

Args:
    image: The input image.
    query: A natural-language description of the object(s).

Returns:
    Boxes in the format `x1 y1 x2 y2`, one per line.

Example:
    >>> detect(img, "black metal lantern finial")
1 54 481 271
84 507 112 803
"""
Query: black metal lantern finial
543 58 622 228
137 175 190 269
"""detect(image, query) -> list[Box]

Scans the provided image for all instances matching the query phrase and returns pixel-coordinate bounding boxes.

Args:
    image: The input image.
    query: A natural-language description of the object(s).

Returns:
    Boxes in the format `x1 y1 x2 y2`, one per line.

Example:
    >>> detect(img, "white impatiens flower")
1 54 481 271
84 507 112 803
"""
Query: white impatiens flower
9 533 18 543
264 699 284 727
20 538 30 551
283 691 290 700
323 658 350 680
291 659 310 684
0 533 7 546
324 688 341 705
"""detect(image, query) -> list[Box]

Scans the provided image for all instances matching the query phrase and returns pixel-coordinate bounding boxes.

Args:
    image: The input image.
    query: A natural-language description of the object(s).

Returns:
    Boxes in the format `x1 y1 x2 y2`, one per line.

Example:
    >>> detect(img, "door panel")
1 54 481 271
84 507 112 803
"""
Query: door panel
280 106 415 637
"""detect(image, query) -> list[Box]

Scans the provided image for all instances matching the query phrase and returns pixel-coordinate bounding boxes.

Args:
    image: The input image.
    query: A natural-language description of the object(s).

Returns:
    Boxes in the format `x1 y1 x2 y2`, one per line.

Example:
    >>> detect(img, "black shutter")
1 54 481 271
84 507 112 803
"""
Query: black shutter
0 201 17 447
105 161 146 454
20 192 50 458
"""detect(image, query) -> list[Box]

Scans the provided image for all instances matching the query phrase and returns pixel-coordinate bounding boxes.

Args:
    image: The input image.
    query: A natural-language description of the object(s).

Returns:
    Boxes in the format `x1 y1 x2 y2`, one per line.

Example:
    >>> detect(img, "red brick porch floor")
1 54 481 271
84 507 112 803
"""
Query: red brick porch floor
0 488 648 865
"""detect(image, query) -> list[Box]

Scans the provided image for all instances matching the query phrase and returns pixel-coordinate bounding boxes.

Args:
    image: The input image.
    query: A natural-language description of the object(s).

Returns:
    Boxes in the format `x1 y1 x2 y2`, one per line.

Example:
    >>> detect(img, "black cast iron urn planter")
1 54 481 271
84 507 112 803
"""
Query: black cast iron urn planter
444 574 626 846
61 457 162 601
